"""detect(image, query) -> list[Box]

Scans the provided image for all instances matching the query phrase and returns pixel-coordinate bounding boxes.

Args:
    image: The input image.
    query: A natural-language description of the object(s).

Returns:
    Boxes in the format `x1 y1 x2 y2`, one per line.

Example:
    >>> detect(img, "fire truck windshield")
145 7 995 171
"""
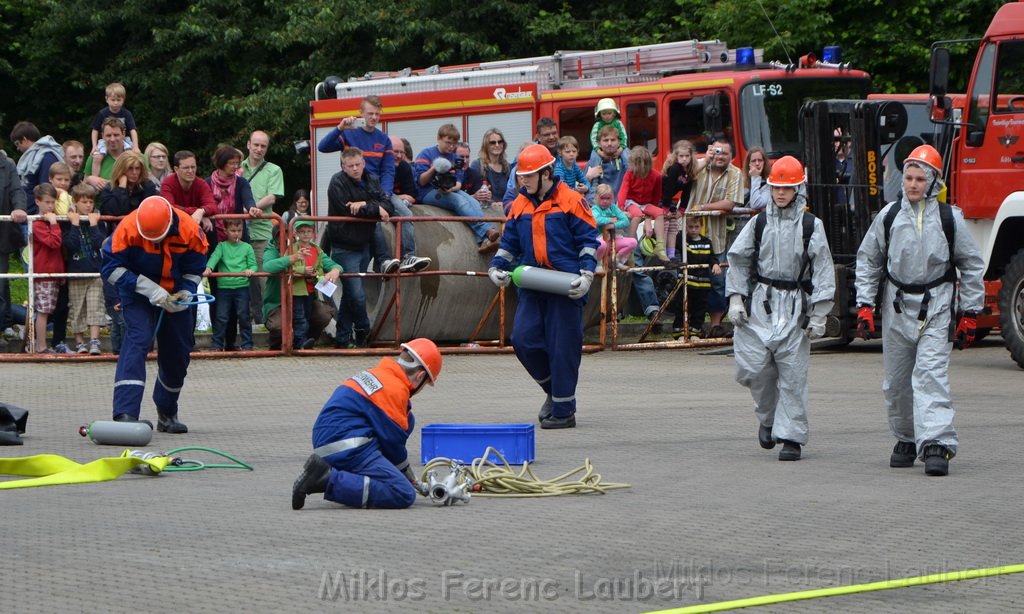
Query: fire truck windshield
740 77 871 158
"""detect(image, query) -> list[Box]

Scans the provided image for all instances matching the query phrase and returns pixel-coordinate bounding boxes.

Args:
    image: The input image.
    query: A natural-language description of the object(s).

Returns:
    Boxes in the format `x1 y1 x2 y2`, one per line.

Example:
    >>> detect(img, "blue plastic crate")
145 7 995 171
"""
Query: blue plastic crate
421 423 535 465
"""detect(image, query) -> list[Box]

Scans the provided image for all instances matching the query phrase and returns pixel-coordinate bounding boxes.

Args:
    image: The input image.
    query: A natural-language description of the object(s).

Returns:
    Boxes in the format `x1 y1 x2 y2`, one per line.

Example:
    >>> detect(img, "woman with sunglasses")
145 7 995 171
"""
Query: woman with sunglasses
471 129 511 206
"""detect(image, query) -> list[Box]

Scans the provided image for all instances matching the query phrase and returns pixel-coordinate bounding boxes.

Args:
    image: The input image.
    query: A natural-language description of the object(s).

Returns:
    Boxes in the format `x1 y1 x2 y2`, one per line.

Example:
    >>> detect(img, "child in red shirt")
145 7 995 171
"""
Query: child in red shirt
620 146 666 261
31 183 65 353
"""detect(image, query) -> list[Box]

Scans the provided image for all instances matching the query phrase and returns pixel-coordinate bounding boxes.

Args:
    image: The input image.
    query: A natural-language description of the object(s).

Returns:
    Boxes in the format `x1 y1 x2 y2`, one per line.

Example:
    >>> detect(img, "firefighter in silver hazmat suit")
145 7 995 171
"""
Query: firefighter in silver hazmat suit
726 156 836 461
854 144 984 477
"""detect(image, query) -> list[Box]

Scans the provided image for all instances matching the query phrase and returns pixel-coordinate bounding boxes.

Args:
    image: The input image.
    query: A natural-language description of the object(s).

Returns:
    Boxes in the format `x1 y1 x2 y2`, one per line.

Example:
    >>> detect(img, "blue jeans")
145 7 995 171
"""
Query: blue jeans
631 252 660 316
212 286 252 349
293 294 313 346
371 195 417 269
422 188 491 244
331 247 372 345
708 251 727 313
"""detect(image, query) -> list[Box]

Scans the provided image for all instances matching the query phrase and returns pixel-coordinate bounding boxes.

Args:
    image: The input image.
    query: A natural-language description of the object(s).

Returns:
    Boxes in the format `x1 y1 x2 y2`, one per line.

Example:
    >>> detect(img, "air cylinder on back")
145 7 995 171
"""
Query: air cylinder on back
79 420 153 446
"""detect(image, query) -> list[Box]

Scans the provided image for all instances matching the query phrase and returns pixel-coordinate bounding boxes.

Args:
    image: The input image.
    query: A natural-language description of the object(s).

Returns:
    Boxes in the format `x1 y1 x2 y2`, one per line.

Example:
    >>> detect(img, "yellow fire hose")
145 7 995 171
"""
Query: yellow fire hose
421 446 631 497
646 563 1024 613
0 447 252 489
0 450 170 489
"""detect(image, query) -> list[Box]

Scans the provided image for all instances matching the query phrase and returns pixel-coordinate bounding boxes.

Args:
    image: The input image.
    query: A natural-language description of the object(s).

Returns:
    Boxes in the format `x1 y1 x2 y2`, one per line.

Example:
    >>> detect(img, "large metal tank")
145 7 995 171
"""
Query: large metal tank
366 204 630 343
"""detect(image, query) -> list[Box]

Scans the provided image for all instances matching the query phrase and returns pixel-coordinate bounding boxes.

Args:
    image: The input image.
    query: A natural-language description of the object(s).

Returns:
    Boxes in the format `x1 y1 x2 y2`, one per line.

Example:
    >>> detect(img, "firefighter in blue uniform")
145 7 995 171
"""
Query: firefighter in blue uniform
101 195 208 433
292 338 443 510
488 144 600 429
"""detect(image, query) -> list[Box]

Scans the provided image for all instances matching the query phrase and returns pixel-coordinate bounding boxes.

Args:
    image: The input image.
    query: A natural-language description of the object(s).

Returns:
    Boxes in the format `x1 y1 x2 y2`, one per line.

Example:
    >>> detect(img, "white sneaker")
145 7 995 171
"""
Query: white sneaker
594 263 605 275
399 256 432 272
381 258 400 274
89 339 102 355
76 342 88 354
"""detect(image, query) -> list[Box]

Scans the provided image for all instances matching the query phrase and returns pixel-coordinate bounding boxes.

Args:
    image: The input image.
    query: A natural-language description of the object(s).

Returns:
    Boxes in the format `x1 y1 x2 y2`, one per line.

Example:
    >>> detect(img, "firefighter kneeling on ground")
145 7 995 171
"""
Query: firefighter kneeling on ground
101 195 209 433
292 339 442 510
854 144 984 477
488 144 600 429
726 156 835 461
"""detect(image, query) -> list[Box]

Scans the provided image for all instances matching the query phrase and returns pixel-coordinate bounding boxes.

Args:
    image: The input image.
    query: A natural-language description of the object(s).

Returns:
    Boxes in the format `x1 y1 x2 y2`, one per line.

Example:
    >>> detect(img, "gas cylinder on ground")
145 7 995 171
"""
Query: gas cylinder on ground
79 420 153 446
511 265 579 297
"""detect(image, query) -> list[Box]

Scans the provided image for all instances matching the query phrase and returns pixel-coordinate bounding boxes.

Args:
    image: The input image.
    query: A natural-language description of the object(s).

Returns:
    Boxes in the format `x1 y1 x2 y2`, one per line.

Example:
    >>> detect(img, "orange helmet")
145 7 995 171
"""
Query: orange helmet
137 196 174 242
766 155 806 187
401 338 442 384
905 144 942 174
515 144 555 175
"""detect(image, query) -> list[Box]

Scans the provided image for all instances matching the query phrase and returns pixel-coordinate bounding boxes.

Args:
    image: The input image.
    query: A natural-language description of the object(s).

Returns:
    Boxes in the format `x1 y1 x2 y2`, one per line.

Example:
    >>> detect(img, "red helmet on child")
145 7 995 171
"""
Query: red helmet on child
137 196 174 242
515 144 555 176
401 338 443 384
766 156 806 187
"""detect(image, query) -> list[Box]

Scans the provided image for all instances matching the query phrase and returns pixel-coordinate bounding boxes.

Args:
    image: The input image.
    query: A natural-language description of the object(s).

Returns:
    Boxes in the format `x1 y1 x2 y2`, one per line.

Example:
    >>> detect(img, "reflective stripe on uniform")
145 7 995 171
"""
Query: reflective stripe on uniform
183 274 202 285
552 394 575 403
361 476 371 508
114 379 145 388
313 436 372 458
156 375 182 393
579 246 596 258
535 376 551 385
496 248 516 261
108 267 127 283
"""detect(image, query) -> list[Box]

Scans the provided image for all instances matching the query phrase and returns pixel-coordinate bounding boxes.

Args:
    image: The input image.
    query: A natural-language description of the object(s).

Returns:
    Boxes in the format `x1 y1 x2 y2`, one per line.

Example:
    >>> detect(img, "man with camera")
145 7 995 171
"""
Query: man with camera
414 124 499 254
318 96 430 274
687 137 743 337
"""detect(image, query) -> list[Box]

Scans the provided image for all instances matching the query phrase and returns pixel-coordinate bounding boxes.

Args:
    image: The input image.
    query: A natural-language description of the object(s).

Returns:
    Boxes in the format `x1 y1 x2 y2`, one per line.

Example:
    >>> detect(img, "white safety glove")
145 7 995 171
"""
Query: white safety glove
567 270 594 300
135 275 171 308
162 290 192 313
488 267 511 288
805 315 826 339
432 157 452 174
728 294 748 328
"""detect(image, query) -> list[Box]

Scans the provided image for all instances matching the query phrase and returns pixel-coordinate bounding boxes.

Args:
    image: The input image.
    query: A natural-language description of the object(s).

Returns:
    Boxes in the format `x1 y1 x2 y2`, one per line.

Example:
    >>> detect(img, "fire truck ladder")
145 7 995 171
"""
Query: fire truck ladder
354 40 763 92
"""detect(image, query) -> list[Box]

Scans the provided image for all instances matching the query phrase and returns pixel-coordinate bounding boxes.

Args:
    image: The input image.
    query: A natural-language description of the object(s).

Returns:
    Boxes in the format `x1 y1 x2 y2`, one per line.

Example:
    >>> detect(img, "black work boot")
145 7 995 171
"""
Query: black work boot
157 413 188 434
778 440 801 461
890 441 917 468
540 414 576 429
758 424 775 449
923 444 952 476
292 454 331 510
538 394 553 422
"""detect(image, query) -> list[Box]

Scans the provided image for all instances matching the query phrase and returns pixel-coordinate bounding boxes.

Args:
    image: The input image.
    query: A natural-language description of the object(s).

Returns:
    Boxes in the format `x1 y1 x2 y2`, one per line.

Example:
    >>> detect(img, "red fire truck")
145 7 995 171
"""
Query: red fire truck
308 39 871 214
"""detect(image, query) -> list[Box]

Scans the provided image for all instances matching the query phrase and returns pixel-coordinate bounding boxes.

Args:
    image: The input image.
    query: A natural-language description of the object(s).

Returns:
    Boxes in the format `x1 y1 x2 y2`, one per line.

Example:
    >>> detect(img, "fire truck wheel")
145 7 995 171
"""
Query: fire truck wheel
999 248 1024 369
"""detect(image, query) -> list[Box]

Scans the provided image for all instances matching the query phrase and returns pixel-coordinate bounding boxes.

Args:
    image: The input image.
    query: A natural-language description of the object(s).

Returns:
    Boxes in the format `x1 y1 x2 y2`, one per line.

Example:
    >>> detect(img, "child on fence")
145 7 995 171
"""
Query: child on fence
63 184 106 354
661 140 704 262
48 162 74 216
620 146 666 261
203 219 256 351
553 136 589 195
30 183 63 353
262 219 342 349
590 98 627 152
671 215 720 338
592 184 636 272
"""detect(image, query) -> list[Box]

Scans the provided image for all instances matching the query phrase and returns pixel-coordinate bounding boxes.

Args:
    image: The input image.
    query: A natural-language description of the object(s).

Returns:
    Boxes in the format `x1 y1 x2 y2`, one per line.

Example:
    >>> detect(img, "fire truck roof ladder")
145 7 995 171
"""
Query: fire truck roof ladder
337 40 763 96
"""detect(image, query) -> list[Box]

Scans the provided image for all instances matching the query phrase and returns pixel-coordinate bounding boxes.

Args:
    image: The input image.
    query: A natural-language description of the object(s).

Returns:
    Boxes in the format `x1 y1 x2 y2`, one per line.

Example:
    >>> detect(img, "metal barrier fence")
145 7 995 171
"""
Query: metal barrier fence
0 207 753 360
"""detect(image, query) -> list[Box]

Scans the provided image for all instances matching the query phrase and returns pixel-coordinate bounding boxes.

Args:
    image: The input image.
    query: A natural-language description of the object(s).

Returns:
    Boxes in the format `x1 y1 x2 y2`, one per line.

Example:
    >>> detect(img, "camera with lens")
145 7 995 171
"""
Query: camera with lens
432 156 464 191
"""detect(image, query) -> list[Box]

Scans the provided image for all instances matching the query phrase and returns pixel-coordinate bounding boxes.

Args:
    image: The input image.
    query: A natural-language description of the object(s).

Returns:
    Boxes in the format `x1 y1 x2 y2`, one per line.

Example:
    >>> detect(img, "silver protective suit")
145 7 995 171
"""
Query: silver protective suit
726 197 836 445
855 166 984 458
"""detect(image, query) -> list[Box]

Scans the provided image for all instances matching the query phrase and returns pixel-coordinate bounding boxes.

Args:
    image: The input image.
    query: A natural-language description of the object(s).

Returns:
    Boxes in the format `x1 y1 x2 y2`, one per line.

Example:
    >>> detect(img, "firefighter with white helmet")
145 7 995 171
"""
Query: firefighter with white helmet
101 195 209 432
854 144 984 476
488 144 600 429
292 338 443 510
726 156 836 461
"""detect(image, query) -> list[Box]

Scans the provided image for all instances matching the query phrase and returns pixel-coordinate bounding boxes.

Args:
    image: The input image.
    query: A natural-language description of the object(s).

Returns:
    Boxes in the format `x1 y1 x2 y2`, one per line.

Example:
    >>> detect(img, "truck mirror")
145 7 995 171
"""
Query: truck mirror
930 48 950 99
702 93 723 134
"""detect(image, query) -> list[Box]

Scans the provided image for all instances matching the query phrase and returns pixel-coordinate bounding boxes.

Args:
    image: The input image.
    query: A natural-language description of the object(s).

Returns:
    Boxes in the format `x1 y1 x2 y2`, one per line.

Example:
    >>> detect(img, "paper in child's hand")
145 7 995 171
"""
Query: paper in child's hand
315 277 338 297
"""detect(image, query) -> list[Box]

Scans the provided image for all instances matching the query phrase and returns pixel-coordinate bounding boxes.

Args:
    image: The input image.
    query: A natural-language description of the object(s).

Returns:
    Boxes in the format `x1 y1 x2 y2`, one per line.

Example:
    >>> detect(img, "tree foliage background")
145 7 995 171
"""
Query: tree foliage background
0 0 1008 207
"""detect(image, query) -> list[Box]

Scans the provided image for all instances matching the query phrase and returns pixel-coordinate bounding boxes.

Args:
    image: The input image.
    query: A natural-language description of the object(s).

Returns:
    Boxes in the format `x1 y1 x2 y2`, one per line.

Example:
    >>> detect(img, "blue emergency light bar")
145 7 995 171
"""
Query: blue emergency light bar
736 47 756 66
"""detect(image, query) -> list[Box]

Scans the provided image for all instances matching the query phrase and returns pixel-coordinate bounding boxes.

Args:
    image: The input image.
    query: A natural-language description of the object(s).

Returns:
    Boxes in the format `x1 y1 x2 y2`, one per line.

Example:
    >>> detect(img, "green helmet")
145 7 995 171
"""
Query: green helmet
638 236 657 258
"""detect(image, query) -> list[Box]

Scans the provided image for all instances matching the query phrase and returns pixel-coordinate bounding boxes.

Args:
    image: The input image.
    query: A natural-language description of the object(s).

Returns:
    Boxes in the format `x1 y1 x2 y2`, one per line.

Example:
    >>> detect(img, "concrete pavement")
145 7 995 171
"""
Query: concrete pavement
2 338 1022 612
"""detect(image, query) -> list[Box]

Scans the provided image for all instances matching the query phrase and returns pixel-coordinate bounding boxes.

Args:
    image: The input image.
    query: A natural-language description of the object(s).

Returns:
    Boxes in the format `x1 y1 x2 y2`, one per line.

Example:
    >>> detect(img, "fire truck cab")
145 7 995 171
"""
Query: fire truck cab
309 39 871 216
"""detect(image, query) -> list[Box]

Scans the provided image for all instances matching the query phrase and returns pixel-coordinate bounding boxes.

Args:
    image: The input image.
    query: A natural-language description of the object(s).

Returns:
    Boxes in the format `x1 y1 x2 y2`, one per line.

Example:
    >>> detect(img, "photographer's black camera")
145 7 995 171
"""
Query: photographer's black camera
432 157 463 191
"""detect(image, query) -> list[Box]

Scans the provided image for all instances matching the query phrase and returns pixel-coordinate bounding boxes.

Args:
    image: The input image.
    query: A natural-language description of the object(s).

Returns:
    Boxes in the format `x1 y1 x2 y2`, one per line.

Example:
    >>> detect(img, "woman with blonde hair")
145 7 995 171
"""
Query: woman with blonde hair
100 151 155 222
470 128 511 205
144 142 171 189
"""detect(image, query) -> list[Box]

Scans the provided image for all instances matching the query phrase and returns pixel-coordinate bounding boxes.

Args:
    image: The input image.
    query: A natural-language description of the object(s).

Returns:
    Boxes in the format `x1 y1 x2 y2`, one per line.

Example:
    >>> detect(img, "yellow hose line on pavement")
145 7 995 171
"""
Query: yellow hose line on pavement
422 446 631 497
647 563 1024 613
0 450 169 489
